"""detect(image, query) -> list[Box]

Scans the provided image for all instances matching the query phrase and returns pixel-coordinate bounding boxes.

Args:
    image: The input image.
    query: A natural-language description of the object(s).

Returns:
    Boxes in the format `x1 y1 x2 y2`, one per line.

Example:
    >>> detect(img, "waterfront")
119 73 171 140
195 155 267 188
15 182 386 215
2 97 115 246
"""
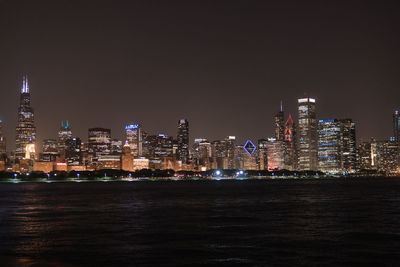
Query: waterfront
1 178 400 266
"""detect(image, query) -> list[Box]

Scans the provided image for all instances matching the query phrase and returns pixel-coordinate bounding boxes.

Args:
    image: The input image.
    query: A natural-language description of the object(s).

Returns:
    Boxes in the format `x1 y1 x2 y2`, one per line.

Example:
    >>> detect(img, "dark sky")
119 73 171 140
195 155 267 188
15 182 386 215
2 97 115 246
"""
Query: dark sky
1 0 400 150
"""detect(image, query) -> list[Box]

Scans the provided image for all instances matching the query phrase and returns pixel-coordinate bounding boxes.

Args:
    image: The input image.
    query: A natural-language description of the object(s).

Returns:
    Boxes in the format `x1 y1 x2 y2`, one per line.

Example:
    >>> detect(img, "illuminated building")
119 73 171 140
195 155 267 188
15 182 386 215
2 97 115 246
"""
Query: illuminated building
358 141 374 170
133 158 150 170
211 136 236 170
66 137 82 165
25 143 36 160
41 139 59 162
33 161 54 173
0 120 6 156
242 143 258 170
15 76 36 159
98 155 121 170
121 142 134 172
125 124 142 157
375 140 399 173
177 119 189 163
274 101 285 141
111 139 123 154
155 134 174 157
283 114 297 170
193 138 212 170
257 139 268 170
339 119 356 172
318 119 341 173
297 97 318 170
88 128 111 163
58 121 72 159
394 109 400 144
267 137 284 171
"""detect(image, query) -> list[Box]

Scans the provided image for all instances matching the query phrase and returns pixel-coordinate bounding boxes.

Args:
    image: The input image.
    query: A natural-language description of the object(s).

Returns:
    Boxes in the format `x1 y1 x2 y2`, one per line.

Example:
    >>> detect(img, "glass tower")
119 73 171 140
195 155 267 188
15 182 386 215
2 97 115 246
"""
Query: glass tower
177 119 189 164
15 76 36 159
394 109 400 144
297 97 318 171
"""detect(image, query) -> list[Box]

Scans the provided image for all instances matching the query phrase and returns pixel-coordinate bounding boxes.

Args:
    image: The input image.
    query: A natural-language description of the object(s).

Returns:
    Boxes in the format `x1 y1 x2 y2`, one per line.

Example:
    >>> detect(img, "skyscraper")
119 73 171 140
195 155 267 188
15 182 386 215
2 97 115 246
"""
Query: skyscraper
177 119 189 163
0 120 6 156
58 120 72 159
394 109 400 144
339 119 356 172
15 76 36 159
66 137 82 165
283 114 296 170
297 97 318 171
88 128 111 160
318 119 341 173
41 139 59 162
125 124 142 157
274 101 285 141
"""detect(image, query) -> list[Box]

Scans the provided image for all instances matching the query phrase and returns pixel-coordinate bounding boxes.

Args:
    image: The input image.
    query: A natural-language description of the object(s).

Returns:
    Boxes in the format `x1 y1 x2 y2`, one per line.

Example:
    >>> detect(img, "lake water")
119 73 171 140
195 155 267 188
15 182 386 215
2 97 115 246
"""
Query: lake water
1 178 400 266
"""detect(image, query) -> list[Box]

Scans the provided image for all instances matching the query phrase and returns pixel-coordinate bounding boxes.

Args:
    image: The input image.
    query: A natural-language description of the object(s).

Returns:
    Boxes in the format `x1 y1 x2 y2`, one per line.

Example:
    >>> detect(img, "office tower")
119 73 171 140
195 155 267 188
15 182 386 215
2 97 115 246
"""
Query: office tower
111 139 123 154
155 134 174 157
318 119 341 173
274 101 285 141
193 138 212 170
267 137 284 171
58 120 72 159
125 124 142 157
15 76 36 159
258 139 268 170
66 137 82 165
374 140 399 173
283 114 296 170
88 128 111 162
41 139 59 162
394 109 400 144
339 119 356 172
0 120 6 156
297 97 318 171
177 119 189 163
358 141 373 170
225 136 236 169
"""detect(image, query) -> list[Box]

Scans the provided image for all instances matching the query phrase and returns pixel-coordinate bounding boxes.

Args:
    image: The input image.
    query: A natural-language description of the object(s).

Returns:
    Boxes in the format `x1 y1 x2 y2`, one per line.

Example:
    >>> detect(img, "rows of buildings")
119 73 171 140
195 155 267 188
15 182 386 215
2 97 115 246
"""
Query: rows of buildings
0 77 399 175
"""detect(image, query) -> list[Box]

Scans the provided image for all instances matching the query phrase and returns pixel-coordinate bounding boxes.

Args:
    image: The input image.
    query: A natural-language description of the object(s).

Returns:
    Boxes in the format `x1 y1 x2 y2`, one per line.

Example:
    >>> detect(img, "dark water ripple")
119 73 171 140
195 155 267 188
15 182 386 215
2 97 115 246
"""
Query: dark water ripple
0 178 400 266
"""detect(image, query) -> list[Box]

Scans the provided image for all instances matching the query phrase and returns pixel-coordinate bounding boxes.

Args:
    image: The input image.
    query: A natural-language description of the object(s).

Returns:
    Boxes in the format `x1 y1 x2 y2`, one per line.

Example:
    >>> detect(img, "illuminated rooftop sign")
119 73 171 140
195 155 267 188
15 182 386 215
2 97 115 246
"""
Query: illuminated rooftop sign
244 140 256 155
125 124 139 130
298 98 316 103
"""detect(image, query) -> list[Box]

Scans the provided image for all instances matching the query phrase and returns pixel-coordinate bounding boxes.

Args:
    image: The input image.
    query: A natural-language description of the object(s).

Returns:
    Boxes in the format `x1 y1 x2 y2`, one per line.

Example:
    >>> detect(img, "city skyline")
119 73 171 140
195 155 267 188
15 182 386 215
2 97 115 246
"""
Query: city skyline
1 1 400 150
0 75 399 152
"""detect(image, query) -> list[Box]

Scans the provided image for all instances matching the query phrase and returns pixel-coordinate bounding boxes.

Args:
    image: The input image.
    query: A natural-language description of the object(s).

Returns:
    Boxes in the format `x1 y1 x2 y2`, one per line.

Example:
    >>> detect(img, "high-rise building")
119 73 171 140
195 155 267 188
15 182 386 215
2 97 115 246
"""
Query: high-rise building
318 119 341 173
297 97 318 171
41 139 59 162
66 137 82 165
58 120 72 159
15 76 36 159
358 141 374 170
88 128 111 162
257 139 268 170
121 141 134 172
267 137 284 171
274 101 285 141
394 109 400 144
283 114 296 170
177 119 189 163
0 120 6 156
111 139 123 154
125 124 142 157
339 119 357 172
193 138 212 170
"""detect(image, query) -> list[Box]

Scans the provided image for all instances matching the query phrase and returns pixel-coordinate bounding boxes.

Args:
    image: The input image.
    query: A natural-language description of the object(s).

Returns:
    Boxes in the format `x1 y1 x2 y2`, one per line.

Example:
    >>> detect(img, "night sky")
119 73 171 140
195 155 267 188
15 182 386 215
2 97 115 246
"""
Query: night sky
1 0 399 150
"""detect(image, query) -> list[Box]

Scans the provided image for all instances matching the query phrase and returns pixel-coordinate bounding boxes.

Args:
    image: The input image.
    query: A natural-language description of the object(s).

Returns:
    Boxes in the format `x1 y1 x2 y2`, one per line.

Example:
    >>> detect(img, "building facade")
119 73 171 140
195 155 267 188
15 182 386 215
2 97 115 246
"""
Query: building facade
125 124 142 157
15 76 36 159
177 119 189 163
297 97 318 170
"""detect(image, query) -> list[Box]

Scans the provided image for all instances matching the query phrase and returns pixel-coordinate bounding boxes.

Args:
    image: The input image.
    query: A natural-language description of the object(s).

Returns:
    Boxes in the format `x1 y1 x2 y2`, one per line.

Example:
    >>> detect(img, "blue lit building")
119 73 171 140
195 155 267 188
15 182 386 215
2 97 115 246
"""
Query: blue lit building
318 119 341 173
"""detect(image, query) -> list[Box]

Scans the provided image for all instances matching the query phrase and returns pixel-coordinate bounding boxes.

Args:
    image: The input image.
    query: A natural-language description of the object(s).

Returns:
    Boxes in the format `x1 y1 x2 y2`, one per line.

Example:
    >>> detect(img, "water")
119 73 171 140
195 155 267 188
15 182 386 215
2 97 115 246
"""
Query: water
1 178 400 266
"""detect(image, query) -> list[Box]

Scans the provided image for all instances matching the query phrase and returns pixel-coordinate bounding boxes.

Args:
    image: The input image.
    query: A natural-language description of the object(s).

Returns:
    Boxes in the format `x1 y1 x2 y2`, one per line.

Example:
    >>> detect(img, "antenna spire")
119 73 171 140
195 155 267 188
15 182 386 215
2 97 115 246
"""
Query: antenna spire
280 100 283 112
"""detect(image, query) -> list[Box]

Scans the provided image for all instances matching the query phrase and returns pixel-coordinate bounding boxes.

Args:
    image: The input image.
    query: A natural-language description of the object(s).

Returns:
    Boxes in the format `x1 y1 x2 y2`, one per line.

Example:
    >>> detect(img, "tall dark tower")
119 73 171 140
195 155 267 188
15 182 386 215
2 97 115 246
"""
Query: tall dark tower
177 119 189 163
274 101 285 141
394 109 400 144
0 120 6 156
15 76 36 160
